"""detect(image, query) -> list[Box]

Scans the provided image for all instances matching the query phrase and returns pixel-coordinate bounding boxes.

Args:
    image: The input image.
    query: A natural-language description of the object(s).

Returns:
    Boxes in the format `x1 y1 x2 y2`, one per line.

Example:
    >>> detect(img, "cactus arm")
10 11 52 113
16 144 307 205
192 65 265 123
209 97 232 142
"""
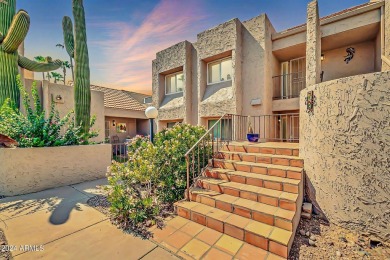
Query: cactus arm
2 9 29 53
18 55 62 72
73 0 91 134
62 16 74 58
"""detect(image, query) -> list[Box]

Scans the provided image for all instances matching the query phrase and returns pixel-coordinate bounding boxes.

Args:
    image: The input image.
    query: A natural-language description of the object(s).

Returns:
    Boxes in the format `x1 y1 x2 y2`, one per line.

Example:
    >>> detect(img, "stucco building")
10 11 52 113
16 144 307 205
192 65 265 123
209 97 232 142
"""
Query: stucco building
152 0 389 139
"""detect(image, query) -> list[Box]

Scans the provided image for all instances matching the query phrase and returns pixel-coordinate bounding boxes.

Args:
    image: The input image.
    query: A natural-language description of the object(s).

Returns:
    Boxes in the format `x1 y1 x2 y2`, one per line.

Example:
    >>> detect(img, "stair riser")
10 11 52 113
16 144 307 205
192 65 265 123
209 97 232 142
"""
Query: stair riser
220 152 304 168
197 180 297 211
223 144 299 157
213 160 302 180
190 193 296 231
204 169 300 195
175 204 290 258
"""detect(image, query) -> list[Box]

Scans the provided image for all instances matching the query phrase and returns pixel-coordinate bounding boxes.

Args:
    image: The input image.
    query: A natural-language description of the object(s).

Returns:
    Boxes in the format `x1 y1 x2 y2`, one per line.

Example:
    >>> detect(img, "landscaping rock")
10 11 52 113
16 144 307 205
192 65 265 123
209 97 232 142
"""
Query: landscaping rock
309 239 316 246
306 231 311 237
302 212 311 219
299 229 306 236
303 202 313 214
336 250 342 257
310 235 316 241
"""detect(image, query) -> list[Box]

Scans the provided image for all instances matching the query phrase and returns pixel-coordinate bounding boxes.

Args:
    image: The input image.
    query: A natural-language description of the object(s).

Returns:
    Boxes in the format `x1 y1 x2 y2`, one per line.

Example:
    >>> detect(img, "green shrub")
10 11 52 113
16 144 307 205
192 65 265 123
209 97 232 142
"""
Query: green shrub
0 76 98 147
107 124 210 234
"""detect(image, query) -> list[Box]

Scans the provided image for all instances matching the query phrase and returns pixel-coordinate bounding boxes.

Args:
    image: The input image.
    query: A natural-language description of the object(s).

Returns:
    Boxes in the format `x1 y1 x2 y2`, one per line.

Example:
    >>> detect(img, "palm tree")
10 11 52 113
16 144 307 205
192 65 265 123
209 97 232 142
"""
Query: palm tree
50 72 63 84
56 43 74 83
34 56 46 80
61 61 71 85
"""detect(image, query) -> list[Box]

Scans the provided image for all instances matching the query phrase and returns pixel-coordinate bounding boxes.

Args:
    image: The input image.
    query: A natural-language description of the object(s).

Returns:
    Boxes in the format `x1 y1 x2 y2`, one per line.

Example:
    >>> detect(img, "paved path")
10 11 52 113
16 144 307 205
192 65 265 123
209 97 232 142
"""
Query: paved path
0 179 178 260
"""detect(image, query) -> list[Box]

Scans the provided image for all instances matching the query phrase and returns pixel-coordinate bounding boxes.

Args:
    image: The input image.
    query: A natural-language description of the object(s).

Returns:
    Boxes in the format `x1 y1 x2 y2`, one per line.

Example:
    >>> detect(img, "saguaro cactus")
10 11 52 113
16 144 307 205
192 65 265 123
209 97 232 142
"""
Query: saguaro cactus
0 0 62 108
63 0 91 134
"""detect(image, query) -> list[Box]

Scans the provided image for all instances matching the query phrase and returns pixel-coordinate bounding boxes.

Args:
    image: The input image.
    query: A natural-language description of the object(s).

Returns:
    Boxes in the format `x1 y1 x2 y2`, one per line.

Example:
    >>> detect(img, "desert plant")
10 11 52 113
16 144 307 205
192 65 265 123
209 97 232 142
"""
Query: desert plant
62 0 91 134
0 0 62 108
50 72 63 83
106 124 208 234
0 75 98 147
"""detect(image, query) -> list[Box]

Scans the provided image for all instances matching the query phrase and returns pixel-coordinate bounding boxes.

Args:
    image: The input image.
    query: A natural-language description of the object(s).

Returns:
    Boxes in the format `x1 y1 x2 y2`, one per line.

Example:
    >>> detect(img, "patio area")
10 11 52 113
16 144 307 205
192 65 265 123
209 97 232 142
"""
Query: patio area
0 179 177 260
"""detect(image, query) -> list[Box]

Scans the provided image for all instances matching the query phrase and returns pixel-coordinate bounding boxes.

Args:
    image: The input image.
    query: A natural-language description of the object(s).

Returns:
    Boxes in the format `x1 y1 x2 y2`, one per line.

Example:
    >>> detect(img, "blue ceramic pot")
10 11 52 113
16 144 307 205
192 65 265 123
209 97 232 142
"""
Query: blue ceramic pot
247 133 259 142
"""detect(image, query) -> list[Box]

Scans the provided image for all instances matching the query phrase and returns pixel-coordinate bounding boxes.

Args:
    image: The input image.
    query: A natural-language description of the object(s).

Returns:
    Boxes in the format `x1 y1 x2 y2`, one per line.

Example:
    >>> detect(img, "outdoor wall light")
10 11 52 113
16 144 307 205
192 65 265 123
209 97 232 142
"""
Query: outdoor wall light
145 106 158 143
55 95 62 101
321 54 324 61
112 120 116 127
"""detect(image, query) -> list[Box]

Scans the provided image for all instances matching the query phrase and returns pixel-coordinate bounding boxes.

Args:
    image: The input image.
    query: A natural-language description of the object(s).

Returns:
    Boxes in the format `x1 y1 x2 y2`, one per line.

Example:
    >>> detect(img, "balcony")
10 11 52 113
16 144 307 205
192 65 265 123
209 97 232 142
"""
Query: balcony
273 72 306 100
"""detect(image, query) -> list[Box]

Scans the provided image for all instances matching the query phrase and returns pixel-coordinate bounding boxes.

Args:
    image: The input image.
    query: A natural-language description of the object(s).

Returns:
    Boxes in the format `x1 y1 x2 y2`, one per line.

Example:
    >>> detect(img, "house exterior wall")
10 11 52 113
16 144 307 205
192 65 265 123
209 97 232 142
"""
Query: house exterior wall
321 41 376 81
152 41 192 130
195 18 242 126
152 0 388 130
105 116 137 143
24 79 105 143
299 71 390 241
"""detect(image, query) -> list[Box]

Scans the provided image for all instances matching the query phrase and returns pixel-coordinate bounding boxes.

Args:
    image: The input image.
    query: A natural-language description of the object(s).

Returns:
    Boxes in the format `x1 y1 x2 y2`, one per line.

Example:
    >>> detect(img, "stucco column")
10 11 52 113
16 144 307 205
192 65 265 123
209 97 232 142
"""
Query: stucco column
305 0 322 86
383 2 390 71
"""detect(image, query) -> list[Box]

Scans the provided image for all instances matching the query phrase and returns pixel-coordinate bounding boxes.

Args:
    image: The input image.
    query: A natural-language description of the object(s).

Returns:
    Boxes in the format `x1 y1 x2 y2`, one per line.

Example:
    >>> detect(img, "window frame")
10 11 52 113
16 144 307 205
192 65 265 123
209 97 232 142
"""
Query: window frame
165 71 184 95
207 57 233 85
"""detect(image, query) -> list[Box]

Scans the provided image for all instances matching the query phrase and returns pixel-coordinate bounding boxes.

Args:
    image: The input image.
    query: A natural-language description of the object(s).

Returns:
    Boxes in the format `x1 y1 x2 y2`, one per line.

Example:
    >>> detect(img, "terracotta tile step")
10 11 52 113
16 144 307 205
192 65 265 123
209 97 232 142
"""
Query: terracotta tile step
174 200 294 258
222 142 299 156
205 168 301 194
212 159 303 180
190 188 297 231
197 177 299 211
218 151 304 168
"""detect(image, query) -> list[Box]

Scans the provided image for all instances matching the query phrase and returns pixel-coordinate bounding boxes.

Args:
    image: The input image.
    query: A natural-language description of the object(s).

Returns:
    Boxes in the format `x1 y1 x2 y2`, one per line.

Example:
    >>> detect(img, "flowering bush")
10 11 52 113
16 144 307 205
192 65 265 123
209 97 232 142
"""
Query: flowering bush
0 76 98 147
107 124 209 235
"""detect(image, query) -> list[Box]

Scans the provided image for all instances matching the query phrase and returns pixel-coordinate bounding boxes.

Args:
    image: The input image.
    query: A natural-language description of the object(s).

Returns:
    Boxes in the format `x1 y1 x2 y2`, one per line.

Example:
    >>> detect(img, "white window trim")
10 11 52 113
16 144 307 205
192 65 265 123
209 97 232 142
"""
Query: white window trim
207 57 233 85
165 71 184 95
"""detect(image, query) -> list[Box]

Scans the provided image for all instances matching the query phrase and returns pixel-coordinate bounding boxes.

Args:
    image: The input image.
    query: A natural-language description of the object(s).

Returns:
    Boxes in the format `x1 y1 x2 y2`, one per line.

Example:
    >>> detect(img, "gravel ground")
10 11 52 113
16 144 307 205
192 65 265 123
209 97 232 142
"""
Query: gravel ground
289 214 390 260
0 228 12 260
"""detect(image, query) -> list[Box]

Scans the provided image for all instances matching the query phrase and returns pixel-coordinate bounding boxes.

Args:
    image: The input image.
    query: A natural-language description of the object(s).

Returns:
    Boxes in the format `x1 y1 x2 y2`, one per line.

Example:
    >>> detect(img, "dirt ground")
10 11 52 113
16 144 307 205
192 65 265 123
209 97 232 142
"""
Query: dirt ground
0 228 12 260
289 214 390 260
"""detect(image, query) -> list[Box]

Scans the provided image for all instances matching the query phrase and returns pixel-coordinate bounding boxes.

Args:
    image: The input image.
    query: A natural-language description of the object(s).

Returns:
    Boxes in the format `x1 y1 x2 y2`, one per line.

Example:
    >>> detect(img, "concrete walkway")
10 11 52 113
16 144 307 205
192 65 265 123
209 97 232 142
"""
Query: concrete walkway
0 179 178 260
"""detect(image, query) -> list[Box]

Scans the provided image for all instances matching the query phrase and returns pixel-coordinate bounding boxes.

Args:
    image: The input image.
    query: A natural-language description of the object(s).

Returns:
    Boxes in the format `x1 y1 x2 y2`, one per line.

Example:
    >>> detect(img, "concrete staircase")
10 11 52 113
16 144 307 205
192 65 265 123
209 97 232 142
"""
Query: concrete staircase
174 141 303 258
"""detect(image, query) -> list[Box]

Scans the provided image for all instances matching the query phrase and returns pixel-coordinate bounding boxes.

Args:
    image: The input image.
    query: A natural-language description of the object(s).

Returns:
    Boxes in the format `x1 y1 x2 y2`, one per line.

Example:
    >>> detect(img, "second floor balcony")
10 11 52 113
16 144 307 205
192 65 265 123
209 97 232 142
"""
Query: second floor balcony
273 72 306 100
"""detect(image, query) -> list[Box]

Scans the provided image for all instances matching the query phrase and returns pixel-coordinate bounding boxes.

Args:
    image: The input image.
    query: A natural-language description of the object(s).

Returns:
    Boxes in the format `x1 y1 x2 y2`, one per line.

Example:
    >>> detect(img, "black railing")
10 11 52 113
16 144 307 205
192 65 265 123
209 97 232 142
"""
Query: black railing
111 143 128 163
273 72 305 100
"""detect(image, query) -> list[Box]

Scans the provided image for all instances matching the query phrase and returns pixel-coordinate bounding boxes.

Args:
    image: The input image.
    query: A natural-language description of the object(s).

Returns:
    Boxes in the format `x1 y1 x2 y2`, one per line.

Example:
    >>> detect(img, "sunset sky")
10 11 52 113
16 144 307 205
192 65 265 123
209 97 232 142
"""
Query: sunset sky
18 0 366 95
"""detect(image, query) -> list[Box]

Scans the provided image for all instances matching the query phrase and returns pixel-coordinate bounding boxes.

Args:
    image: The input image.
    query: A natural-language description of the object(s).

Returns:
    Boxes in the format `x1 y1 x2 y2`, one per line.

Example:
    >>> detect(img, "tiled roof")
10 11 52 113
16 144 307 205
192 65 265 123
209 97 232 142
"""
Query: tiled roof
90 85 148 111
282 2 372 33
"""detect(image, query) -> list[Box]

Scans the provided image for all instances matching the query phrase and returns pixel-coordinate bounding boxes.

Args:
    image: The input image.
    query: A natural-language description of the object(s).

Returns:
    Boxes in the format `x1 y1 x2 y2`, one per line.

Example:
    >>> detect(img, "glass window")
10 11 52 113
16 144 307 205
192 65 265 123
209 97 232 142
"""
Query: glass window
207 58 232 84
208 119 232 140
165 72 184 94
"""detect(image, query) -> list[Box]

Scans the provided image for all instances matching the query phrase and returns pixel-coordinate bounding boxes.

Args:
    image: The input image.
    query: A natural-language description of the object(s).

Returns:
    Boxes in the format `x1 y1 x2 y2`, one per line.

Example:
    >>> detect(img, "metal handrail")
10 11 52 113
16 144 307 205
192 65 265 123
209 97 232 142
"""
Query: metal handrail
185 114 231 200
184 113 300 200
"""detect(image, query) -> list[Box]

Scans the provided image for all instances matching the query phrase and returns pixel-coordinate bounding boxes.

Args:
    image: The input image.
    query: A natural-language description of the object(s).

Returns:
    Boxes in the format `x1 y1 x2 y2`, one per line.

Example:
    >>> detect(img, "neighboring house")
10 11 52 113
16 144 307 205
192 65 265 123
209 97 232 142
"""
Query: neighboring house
152 0 389 140
20 73 151 143
90 85 151 143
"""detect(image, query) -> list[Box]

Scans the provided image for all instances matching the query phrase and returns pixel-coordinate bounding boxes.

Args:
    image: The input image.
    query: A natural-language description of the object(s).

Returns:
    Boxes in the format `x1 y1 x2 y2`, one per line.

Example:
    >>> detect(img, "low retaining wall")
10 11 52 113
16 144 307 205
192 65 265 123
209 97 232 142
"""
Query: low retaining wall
299 71 390 241
0 144 112 196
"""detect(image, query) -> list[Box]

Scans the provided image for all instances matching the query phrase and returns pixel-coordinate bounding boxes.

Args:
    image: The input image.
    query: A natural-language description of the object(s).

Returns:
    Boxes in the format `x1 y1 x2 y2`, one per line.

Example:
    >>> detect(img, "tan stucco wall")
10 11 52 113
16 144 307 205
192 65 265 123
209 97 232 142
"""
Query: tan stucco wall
24 79 105 143
322 41 376 82
300 71 390 241
0 144 112 196
383 0 390 70
152 41 192 130
195 19 242 123
306 0 322 86
106 116 136 142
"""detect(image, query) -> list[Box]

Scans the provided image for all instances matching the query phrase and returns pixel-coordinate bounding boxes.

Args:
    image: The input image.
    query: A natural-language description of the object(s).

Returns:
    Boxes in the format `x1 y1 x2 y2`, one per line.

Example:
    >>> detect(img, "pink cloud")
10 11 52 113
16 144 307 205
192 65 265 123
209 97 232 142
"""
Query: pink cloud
95 0 207 94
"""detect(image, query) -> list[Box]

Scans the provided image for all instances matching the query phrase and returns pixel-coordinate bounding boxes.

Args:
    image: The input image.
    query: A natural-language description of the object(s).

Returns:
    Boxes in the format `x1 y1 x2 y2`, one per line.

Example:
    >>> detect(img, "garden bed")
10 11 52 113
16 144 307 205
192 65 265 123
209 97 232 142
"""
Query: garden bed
0 144 111 196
